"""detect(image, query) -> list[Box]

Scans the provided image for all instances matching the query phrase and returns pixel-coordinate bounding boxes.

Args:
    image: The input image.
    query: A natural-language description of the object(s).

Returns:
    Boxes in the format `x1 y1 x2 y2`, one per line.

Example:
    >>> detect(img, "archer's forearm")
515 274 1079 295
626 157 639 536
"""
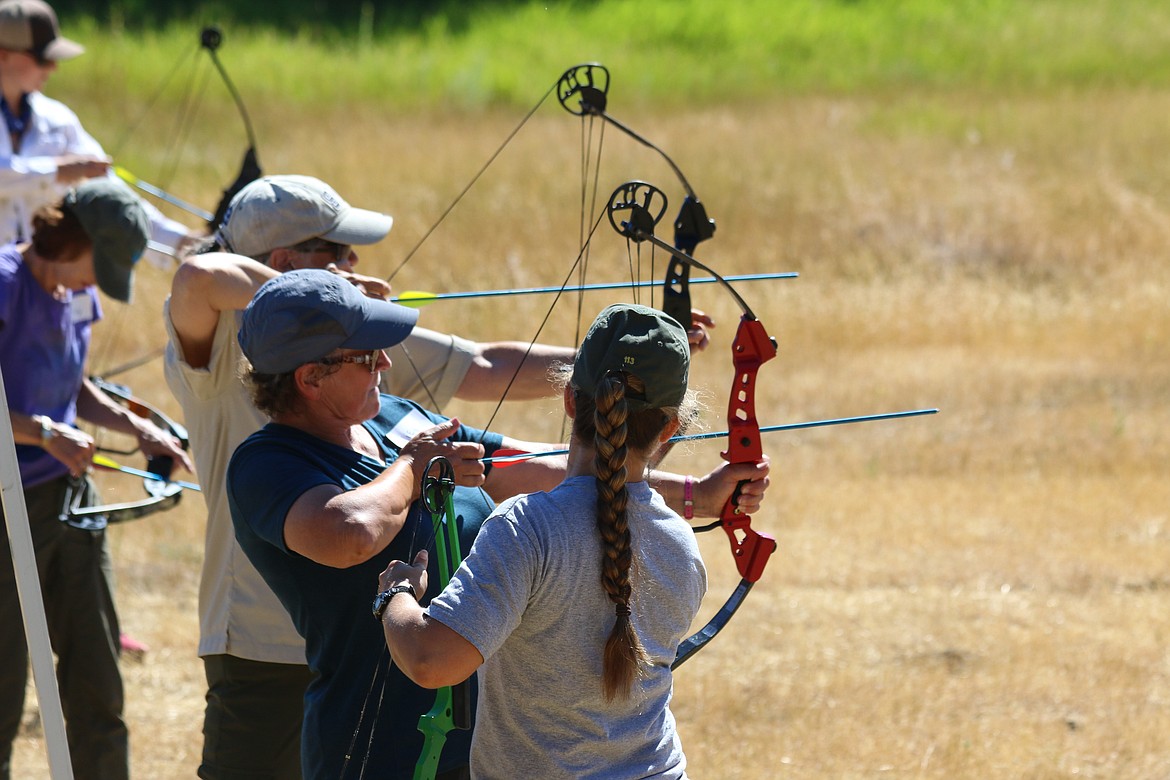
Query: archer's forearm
455 342 575 401
75 377 141 436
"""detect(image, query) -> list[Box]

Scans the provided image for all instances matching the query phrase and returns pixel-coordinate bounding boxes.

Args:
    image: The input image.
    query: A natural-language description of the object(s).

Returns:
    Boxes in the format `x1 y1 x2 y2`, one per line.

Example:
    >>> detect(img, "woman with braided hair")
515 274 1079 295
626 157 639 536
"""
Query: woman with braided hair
381 303 770 779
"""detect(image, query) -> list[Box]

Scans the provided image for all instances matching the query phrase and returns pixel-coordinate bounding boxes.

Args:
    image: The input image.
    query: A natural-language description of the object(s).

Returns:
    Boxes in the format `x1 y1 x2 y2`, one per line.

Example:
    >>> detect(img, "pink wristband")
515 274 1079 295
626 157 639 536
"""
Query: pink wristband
683 475 694 520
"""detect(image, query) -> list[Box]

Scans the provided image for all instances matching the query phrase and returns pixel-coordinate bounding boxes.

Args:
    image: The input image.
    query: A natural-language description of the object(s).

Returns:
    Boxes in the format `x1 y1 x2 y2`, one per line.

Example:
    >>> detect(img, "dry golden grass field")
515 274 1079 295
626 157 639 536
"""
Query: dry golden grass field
11 86 1170 778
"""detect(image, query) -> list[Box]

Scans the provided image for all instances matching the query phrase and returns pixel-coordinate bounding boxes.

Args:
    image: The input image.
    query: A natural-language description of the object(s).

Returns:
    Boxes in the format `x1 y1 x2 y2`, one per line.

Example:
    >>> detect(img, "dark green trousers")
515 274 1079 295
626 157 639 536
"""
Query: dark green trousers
0 475 127 780
199 654 313 780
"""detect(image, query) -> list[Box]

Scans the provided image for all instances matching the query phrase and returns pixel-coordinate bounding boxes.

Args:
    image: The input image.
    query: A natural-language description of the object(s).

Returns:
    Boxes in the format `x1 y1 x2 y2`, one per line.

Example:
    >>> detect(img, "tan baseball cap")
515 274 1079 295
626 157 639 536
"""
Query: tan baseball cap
0 0 83 62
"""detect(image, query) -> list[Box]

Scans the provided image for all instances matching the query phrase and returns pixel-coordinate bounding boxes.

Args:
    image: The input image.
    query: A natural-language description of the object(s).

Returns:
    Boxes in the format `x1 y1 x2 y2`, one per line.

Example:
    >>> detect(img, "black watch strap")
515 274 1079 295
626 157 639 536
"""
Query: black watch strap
372 583 417 621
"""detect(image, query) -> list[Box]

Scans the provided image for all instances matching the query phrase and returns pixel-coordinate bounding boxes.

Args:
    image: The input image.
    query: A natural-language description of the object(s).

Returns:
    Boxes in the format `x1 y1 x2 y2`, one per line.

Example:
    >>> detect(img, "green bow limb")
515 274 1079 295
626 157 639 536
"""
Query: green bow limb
413 457 472 780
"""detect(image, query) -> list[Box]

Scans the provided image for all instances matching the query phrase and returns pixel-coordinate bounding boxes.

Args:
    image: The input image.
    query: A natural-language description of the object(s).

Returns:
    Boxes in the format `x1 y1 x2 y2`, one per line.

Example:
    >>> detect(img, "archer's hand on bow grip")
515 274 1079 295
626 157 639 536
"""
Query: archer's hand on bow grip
696 458 770 518
133 418 195 473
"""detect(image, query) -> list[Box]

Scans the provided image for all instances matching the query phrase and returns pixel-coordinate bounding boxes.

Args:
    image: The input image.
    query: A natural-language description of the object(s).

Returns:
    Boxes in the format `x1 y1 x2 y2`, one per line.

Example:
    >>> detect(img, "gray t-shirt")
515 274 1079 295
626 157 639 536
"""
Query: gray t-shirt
427 475 706 779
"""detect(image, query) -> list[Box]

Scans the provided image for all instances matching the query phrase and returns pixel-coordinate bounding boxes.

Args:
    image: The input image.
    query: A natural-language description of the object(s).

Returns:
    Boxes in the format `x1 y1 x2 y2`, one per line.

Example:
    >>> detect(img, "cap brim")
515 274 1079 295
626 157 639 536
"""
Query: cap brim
321 207 393 247
42 37 84 61
339 298 418 351
92 248 132 302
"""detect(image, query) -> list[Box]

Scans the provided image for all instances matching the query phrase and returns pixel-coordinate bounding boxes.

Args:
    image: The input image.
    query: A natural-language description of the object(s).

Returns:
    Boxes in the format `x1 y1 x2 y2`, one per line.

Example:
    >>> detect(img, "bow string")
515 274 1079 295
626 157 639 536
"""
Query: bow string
346 65 787 774
111 26 262 230
85 26 257 516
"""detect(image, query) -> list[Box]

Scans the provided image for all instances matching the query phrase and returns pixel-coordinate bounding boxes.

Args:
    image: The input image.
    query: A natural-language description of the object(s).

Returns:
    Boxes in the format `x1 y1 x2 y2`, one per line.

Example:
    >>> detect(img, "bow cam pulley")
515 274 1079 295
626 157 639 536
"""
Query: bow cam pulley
606 181 668 241
557 63 609 116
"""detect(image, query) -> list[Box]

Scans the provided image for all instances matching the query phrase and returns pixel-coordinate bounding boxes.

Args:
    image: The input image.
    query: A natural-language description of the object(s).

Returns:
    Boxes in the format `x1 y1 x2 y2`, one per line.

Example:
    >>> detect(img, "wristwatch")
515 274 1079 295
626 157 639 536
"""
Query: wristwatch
32 415 53 447
372 583 417 621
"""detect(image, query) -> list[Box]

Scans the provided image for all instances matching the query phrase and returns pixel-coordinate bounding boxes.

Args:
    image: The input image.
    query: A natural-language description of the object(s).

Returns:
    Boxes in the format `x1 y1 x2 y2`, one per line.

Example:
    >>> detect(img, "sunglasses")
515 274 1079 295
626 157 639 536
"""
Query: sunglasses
316 349 382 375
298 238 352 263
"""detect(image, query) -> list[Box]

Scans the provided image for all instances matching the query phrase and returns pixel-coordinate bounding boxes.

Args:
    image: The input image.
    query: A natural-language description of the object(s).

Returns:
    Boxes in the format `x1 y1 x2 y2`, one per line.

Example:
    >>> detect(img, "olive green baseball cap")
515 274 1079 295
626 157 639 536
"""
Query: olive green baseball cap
572 303 690 410
64 178 149 303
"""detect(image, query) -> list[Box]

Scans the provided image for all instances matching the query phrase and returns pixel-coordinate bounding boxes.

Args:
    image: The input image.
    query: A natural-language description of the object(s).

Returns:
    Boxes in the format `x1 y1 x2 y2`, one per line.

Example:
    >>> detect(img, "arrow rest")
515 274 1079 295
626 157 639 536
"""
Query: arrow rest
557 63 609 116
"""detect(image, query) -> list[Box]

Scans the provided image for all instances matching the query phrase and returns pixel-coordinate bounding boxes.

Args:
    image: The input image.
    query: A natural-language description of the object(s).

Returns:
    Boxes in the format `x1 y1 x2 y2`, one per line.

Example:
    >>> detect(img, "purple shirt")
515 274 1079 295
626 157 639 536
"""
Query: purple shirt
0 244 102 487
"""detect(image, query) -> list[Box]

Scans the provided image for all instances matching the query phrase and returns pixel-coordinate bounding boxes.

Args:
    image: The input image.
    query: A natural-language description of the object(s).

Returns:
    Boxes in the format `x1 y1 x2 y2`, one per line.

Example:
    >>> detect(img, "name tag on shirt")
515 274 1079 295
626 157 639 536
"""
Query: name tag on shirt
384 408 435 448
70 292 95 324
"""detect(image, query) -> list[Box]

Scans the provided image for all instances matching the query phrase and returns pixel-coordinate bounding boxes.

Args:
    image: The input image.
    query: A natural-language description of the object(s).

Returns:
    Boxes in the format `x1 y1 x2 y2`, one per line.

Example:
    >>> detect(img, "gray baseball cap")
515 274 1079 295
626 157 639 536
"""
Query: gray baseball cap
239 269 418 374
572 303 690 411
0 0 83 62
216 175 393 258
64 178 149 303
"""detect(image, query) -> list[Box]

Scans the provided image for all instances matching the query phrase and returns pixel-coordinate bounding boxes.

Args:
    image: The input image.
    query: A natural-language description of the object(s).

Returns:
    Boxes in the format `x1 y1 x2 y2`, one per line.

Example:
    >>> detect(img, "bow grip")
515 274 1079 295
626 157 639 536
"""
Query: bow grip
717 315 779 582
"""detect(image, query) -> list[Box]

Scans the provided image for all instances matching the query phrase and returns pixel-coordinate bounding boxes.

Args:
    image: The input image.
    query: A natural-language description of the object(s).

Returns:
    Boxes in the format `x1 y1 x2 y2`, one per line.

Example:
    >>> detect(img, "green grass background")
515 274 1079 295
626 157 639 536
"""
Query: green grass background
53 0 1170 112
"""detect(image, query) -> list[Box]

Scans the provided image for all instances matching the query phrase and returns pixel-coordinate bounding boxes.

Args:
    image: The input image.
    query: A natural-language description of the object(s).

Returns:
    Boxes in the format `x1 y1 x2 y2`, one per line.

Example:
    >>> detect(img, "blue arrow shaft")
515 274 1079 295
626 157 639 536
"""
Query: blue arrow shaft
393 272 796 304
483 408 939 465
105 462 202 492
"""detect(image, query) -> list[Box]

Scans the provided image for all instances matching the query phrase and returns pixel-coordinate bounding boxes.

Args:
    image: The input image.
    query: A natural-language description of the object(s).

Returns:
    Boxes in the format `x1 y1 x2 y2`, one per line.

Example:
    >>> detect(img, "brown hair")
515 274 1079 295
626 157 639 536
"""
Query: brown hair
573 372 673 701
240 358 340 418
30 201 90 262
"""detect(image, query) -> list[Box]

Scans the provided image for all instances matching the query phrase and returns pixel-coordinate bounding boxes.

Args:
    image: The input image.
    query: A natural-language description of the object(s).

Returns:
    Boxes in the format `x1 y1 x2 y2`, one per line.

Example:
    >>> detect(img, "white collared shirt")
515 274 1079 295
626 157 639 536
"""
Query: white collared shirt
0 90 189 257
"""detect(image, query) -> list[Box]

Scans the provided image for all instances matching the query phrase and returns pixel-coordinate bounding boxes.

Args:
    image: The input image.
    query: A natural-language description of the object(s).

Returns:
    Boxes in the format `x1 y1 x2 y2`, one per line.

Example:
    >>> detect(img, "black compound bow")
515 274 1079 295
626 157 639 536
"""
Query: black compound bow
60 378 191 531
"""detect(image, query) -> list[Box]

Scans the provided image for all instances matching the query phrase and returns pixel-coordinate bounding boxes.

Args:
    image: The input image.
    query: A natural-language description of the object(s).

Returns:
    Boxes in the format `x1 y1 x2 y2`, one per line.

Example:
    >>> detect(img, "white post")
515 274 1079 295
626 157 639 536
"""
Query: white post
0 365 74 779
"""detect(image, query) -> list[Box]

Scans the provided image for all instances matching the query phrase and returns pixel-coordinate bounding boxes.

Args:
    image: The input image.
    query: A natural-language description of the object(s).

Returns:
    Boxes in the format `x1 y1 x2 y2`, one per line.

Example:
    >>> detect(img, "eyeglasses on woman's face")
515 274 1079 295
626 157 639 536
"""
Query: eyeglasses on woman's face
315 349 382 375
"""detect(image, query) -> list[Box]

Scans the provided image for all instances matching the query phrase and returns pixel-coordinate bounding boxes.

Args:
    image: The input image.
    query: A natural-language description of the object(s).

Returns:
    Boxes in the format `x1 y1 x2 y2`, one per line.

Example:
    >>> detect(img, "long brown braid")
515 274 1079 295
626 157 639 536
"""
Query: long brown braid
573 371 672 701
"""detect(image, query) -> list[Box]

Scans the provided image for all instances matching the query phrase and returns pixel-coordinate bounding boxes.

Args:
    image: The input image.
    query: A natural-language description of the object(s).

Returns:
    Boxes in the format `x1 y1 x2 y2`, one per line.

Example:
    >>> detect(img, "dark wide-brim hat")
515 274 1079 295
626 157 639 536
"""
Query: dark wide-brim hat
239 269 419 374
0 0 84 62
572 303 690 411
64 178 149 303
